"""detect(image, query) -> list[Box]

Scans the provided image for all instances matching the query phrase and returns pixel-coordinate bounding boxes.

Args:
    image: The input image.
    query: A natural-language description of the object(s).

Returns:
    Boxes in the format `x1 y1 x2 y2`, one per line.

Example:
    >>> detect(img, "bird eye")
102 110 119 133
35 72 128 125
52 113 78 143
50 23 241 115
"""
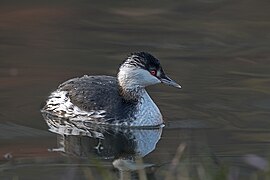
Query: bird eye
150 70 156 76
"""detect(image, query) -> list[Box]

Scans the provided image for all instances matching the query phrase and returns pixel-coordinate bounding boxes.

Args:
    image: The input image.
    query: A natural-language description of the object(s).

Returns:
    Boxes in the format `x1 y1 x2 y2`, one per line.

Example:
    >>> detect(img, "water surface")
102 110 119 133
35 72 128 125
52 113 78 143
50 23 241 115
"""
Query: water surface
1 0 270 179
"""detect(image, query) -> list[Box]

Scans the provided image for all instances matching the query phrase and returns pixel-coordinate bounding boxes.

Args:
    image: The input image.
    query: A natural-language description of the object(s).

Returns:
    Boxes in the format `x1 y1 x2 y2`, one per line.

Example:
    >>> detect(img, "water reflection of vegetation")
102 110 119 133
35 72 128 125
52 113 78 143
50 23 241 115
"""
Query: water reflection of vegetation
1 122 270 179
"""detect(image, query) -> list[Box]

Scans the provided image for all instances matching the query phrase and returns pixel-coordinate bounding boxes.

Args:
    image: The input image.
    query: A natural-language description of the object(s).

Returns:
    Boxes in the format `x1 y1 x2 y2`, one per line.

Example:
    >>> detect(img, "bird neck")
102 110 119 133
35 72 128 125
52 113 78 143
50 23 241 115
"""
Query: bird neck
118 84 145 102
117 66 145 101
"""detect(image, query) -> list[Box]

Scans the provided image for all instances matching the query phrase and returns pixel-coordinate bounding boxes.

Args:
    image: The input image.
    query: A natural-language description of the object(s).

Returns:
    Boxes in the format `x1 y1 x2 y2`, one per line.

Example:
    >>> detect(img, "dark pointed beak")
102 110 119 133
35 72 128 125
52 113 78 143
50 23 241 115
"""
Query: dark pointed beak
158 69 181 89
160 75 181 89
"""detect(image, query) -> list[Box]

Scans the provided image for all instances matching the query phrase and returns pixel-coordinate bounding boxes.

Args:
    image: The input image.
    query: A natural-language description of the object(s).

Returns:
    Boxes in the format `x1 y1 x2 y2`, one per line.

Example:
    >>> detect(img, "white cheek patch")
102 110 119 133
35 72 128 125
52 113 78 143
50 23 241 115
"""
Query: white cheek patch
118 67 161 88
132 68 161 87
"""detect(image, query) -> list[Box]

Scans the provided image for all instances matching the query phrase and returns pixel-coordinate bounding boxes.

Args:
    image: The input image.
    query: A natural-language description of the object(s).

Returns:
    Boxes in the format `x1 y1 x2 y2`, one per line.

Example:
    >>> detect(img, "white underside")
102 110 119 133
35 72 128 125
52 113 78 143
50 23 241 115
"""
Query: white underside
43 90 163 127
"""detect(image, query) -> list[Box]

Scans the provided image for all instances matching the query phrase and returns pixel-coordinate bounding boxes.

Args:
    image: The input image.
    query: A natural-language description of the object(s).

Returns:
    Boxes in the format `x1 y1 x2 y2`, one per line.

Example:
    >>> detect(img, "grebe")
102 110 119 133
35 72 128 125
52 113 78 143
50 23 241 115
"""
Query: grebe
41 52 181 127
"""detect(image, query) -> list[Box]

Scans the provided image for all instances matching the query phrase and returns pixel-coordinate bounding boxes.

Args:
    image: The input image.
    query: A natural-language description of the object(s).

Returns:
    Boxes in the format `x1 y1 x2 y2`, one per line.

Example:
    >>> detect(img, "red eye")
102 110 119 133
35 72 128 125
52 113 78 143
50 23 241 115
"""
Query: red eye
150 70 156 76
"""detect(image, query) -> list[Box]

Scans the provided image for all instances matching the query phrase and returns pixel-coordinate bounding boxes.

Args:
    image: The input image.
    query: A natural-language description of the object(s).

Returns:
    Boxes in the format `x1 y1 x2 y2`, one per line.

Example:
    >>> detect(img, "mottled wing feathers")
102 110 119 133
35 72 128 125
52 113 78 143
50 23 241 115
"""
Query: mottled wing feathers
58 75 137 120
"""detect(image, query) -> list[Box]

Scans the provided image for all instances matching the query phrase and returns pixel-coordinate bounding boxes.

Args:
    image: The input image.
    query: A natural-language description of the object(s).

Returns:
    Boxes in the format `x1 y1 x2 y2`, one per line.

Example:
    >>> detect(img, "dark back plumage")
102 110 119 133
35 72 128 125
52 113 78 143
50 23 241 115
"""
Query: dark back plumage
58 75 137 122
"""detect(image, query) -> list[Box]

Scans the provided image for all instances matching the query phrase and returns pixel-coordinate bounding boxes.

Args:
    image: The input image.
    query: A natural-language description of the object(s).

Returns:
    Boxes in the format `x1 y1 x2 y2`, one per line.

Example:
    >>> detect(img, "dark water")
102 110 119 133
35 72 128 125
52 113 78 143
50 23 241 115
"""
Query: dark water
1 0 270 179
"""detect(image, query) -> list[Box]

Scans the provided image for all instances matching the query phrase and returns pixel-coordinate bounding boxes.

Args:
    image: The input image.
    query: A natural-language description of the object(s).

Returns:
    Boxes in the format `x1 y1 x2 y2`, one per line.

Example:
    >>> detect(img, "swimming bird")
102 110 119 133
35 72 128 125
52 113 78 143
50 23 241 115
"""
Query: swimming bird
42 52 181 127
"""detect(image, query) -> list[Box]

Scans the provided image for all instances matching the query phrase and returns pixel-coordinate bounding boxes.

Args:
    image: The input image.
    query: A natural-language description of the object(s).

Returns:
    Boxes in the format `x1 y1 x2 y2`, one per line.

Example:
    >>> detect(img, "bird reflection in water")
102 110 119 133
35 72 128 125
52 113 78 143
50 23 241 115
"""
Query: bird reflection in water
42 112 163 179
